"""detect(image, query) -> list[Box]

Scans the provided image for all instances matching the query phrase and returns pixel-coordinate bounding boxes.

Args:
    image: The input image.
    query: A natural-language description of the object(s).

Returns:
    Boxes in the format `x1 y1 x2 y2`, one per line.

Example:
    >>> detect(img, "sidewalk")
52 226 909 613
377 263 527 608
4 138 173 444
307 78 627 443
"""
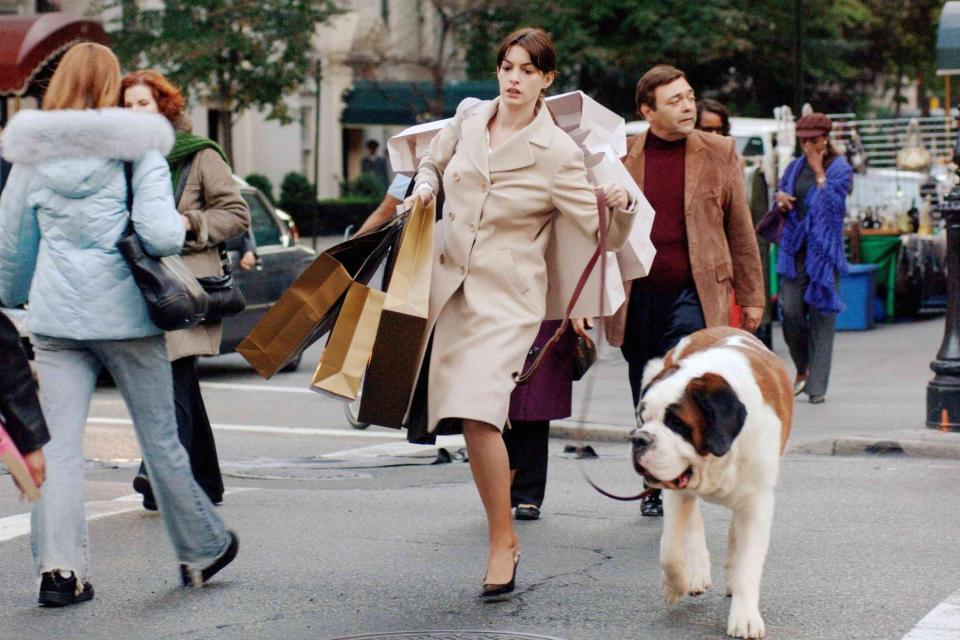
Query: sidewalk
303 232 960 459
555 315 960 458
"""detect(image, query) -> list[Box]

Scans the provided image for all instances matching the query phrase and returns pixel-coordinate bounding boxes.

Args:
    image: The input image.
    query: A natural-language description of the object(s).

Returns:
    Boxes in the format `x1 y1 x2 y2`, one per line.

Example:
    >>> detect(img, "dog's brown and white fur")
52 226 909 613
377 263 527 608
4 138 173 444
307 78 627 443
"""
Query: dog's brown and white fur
633 327 792 639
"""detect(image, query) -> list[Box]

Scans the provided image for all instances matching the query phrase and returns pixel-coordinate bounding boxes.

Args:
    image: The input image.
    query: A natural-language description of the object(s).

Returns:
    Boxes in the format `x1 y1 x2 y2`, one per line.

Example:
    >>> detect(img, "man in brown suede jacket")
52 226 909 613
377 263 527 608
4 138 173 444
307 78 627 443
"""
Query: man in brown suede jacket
620 65 765 516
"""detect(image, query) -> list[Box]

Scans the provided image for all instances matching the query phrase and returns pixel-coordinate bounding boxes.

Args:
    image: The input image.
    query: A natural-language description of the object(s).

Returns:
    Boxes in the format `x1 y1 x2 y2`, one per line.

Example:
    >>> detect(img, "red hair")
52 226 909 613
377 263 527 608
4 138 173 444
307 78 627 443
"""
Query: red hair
120 70 185 123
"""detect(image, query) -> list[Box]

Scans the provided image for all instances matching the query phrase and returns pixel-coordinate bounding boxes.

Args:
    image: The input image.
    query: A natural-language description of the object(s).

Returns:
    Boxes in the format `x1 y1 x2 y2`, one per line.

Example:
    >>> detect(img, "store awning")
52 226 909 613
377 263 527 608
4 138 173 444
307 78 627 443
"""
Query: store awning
0 14 109 97
341 80 499 125
938 1 960 75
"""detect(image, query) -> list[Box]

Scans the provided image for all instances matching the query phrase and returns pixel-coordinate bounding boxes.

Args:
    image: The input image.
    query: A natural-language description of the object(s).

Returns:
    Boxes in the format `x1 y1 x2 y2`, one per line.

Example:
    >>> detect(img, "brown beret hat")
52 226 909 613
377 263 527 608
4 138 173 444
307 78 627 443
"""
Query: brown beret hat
795 113 832 139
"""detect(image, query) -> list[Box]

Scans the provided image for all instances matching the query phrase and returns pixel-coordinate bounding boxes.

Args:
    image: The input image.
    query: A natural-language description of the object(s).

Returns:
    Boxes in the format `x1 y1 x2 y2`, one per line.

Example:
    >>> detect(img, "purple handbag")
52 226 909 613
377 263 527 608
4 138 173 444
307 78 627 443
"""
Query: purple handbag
756 206 785 244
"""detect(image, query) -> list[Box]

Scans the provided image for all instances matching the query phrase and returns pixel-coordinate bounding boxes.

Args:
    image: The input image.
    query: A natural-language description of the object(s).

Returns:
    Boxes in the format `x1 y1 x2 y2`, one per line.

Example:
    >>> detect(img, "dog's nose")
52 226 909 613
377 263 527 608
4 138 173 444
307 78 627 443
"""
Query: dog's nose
631 429 654 453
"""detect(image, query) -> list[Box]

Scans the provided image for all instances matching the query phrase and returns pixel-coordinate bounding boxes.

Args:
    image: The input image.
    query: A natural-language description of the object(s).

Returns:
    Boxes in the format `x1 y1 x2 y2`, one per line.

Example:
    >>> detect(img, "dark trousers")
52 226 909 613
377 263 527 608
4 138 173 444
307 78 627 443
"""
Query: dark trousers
621 286 707 406
138 355 224 501
779 260 837 397
503 419 549 508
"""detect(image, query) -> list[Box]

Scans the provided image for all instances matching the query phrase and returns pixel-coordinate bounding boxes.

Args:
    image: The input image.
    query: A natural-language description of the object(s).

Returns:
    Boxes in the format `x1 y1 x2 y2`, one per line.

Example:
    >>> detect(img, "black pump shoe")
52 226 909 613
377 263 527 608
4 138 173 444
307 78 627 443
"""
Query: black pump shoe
480 545 520 599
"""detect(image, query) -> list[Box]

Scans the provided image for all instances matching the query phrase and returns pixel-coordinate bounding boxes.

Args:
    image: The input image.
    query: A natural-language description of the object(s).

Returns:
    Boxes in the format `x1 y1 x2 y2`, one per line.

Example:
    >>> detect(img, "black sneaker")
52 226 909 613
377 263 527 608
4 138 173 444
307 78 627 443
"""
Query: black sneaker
514 504 541 520
38 571 94 607
132 475 158 512
180 531 239 587
640 490 663 517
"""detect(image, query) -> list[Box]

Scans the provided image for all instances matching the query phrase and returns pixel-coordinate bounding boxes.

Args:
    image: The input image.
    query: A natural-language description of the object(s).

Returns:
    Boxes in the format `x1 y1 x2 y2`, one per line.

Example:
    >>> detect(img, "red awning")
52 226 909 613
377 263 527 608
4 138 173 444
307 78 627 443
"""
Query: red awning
0 14 109 97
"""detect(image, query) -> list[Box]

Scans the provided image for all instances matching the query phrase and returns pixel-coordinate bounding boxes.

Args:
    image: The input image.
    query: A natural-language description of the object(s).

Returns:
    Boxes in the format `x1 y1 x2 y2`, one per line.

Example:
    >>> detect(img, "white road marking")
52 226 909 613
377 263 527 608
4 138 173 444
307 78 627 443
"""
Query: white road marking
200 382 313 394
0 489 255 543
321 435 466 459
86 417 405 440
903 588 960 639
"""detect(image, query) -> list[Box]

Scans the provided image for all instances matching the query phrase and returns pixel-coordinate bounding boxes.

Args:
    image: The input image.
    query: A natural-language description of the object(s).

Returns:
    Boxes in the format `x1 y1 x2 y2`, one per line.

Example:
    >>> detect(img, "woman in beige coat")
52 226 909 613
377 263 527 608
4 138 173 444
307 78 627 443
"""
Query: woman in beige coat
409 28 636 597
122 70 250 509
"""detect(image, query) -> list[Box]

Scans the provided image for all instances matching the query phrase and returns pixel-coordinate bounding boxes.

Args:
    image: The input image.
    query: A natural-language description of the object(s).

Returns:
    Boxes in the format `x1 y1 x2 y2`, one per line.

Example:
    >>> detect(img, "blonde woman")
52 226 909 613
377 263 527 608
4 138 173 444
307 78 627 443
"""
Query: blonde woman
0 43 238 606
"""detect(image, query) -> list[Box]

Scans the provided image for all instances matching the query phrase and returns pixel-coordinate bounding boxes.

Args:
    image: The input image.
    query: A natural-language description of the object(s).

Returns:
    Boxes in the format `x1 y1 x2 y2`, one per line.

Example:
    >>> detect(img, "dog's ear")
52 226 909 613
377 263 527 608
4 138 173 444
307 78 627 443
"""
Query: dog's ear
685 373 746 457
641 357 666 391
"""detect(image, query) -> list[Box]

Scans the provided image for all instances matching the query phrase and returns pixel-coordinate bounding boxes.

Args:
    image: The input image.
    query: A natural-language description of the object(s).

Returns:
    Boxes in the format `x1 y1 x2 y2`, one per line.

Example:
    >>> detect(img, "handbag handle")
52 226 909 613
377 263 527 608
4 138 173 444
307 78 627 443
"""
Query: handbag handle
514 190 608 384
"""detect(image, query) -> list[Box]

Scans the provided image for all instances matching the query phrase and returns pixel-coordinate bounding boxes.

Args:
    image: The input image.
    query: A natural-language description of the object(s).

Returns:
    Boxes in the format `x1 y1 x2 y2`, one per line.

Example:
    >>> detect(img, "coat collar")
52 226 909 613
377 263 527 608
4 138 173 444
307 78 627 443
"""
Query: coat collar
623 128 707 211
462 97 556 178
0 108 174 165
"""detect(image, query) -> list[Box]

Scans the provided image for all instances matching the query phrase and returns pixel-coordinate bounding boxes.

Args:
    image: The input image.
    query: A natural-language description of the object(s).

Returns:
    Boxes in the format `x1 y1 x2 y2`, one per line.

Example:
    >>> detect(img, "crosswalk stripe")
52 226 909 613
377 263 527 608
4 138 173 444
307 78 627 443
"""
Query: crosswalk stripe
86 416 405 439
0 489 254 543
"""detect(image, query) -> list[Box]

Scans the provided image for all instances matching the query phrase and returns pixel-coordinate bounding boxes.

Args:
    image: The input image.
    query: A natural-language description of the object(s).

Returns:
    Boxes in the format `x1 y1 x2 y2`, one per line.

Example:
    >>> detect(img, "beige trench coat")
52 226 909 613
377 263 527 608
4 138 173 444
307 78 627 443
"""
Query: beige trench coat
414 98 636 432
165 147 250 361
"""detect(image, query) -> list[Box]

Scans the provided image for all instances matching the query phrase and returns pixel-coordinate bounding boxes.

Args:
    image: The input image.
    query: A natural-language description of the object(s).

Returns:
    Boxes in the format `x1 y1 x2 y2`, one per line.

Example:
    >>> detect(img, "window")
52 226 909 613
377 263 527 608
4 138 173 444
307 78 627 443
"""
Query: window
736 135 765 157
241 192 282 247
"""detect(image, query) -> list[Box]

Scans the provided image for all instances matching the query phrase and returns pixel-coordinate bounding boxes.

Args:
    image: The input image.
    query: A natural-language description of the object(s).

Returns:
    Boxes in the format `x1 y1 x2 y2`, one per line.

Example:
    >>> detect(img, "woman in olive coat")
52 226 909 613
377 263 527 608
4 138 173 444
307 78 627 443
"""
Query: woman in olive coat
122 70 250 508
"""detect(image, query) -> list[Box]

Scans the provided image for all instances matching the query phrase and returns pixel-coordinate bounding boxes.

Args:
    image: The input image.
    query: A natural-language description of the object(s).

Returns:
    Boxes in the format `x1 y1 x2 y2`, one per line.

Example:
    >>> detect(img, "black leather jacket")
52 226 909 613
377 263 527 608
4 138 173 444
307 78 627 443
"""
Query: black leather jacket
0 313 49 453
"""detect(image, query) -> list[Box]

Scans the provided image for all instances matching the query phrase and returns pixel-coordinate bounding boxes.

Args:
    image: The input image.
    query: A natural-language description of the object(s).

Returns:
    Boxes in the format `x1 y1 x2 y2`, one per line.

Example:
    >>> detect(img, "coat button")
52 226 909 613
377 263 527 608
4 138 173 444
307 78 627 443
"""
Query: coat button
480 182 489 193
439 254 446 264
448 211 456 221
459 265 466 275
467 223 476 233
452 172 461 181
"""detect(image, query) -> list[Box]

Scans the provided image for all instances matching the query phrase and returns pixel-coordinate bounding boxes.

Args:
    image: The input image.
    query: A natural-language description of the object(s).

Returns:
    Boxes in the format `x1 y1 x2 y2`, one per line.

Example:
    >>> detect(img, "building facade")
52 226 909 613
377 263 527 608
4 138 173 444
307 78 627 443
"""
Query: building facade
1 0 465 199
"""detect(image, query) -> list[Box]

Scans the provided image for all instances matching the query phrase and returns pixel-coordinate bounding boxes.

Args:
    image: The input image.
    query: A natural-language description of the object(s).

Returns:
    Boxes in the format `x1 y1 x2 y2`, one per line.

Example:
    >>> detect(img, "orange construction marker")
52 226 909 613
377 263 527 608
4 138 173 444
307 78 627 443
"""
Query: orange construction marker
942 408 951 433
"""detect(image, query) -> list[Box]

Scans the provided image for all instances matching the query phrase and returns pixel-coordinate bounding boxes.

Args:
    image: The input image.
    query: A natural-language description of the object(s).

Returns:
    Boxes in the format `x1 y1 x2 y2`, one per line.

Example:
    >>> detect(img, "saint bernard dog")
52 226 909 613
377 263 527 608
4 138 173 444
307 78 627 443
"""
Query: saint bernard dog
632 327 792 639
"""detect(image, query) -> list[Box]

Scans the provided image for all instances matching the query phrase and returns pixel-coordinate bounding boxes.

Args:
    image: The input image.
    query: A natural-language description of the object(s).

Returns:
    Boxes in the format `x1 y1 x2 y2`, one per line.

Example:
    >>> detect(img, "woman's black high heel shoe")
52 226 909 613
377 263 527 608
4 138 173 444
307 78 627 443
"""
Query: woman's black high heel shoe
480 545 520 598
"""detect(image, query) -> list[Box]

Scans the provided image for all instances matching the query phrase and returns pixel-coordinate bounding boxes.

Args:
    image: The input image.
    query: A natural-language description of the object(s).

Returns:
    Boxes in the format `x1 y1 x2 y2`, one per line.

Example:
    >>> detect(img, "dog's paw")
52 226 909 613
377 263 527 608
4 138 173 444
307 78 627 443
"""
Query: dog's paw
687 567 711 596
727 602 765 638
687 548 711 596
661 568 688 604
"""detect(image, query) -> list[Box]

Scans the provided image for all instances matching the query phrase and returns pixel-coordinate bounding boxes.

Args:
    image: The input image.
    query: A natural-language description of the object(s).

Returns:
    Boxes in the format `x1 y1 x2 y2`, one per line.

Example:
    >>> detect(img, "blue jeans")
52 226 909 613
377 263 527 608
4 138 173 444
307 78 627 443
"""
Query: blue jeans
31 334 230 582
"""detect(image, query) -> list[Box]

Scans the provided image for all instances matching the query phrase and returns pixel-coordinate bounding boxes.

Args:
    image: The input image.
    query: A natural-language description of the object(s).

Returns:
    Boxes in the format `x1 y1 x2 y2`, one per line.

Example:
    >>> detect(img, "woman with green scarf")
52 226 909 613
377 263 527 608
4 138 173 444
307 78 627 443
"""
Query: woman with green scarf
122 70 250 510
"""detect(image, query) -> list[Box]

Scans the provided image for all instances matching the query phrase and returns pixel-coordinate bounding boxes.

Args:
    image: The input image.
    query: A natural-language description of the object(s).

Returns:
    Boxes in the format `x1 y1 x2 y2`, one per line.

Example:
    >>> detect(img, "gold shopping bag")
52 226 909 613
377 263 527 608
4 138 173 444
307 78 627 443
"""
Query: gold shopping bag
358 198 435 427
309 282 385 400
237 221 401 378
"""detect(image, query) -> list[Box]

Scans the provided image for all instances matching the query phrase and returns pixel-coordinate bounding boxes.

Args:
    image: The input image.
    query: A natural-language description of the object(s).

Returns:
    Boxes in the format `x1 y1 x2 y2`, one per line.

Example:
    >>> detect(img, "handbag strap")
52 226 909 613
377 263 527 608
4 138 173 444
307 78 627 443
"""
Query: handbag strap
174 156 195 208
514 190 608 384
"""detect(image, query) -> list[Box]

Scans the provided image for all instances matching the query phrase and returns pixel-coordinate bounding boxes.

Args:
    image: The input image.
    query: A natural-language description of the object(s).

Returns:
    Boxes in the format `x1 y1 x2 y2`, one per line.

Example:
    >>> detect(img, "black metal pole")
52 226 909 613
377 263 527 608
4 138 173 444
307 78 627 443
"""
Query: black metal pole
793 0 803 114
312 60 322 252
927 140 960 430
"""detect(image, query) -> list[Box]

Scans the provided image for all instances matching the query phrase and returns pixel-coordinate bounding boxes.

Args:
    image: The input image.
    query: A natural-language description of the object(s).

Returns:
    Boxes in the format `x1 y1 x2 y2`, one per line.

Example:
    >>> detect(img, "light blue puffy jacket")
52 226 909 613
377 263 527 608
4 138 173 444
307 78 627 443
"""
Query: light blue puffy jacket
0 108 186 340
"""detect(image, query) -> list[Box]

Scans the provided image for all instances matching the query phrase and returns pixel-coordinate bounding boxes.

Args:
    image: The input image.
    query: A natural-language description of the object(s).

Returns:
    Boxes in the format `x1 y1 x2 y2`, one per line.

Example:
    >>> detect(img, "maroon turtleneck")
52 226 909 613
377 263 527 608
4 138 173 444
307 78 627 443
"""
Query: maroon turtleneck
637 131 693 292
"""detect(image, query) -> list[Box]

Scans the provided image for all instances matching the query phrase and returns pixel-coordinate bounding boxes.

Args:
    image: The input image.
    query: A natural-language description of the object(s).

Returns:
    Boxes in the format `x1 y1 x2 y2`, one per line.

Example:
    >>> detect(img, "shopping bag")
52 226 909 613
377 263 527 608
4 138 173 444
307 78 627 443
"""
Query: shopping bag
545 213 625 320
0 419 40 502
358 198 435 427
309 282 386 400
237 220 401 378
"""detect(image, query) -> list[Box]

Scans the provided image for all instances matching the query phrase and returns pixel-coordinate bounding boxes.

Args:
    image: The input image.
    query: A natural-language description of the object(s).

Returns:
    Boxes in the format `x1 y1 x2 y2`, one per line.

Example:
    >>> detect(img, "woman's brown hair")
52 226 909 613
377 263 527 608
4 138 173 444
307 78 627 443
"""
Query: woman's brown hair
496 27 557 74
42 43 121 111
120 70 186 124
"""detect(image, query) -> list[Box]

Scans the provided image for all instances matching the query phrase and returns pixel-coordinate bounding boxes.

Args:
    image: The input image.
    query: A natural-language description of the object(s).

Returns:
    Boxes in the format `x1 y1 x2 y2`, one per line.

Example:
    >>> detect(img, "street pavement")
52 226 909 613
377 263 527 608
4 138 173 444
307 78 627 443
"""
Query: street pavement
1 315 959 640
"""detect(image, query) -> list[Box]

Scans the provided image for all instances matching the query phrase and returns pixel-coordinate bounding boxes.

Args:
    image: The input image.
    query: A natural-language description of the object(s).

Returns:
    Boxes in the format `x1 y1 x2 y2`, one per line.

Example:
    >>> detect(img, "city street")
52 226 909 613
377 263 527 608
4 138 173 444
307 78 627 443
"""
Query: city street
2 317 960 640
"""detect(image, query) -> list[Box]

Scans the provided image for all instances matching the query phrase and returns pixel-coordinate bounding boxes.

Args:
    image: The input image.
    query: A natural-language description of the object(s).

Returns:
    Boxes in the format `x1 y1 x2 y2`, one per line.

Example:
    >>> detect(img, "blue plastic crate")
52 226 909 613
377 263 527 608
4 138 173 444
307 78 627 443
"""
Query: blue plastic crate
836 263 879 331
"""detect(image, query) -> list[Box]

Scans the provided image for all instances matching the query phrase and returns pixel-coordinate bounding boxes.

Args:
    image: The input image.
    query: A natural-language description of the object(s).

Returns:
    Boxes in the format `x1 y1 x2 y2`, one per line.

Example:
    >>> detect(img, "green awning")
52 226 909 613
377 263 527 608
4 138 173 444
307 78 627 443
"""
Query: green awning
341 80 499 125
938 1 960 75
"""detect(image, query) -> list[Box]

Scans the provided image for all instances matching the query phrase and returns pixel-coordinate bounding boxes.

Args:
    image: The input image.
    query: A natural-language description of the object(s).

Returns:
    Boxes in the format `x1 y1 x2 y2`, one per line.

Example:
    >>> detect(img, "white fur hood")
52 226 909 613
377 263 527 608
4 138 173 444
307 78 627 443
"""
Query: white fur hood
0 108 174 165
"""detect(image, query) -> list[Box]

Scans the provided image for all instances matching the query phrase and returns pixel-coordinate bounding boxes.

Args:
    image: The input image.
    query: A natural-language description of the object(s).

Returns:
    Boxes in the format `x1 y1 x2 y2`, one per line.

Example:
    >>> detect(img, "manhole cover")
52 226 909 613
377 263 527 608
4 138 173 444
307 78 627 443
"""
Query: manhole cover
329 633 566 640
224 468 371 480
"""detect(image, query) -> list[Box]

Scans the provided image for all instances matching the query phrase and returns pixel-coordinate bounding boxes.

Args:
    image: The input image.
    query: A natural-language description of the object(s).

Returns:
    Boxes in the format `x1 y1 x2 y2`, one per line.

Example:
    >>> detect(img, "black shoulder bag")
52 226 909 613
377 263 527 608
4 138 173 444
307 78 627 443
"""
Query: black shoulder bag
115 161 210 331
173 156 246 321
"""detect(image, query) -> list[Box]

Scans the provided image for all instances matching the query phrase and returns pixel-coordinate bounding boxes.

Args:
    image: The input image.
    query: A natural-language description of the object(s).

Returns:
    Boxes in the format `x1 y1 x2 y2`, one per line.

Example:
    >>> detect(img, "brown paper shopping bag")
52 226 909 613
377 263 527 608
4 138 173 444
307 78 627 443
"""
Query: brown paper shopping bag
357 199 435 427
237 220 401 378
309 282 385 400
